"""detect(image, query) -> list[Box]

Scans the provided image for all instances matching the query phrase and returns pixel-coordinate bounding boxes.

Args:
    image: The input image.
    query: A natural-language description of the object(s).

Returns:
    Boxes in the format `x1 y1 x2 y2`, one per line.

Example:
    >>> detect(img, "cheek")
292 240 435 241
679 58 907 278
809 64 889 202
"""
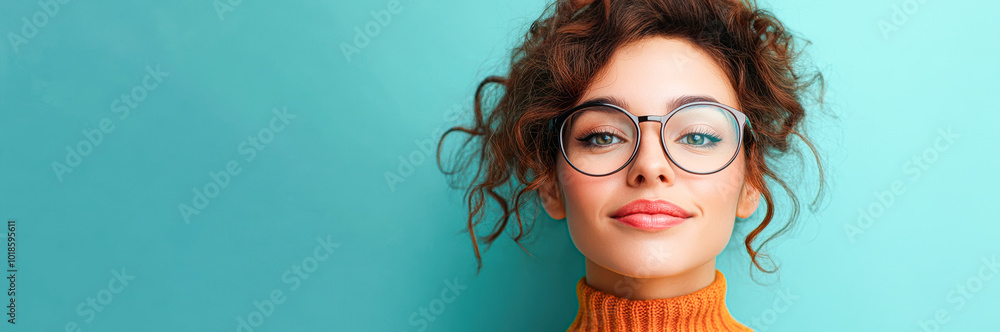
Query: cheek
556 160 616 219
688 168 744 214
688 153 748 214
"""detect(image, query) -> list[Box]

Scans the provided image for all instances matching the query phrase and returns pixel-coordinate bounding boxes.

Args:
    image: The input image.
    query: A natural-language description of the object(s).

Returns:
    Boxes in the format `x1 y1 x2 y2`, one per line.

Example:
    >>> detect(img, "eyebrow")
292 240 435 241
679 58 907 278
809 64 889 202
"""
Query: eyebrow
577 95 722 113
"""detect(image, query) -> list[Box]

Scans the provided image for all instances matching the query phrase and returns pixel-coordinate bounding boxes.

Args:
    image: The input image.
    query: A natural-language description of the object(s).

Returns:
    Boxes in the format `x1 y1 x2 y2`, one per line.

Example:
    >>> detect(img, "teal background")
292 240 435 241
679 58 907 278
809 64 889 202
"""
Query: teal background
1 0 998 331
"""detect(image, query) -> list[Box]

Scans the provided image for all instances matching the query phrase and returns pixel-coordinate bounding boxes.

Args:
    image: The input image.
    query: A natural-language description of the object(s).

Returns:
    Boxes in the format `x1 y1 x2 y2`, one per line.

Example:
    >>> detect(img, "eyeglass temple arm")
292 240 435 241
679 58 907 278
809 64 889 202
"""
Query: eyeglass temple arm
743 115 759 145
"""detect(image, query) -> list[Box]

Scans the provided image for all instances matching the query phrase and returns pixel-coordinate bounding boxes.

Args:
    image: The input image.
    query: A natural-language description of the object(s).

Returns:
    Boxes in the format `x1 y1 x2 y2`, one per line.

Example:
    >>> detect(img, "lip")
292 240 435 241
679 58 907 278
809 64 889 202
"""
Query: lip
611 199 692 230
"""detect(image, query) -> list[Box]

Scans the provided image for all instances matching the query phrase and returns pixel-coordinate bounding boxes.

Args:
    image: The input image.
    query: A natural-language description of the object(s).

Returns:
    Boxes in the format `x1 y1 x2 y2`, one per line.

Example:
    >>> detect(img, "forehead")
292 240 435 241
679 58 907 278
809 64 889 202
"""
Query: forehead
580 36 739 114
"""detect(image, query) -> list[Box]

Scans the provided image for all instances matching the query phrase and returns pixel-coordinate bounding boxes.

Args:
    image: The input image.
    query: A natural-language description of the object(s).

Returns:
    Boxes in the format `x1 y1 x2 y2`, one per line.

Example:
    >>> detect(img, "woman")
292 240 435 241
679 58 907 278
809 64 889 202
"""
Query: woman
438 0 826 330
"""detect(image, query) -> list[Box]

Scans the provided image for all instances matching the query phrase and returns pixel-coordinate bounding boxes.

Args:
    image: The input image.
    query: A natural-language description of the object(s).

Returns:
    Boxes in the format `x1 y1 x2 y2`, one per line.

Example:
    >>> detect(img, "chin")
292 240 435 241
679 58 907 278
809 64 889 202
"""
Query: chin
614 257 694 278
569 213 731 280
590 243 701 278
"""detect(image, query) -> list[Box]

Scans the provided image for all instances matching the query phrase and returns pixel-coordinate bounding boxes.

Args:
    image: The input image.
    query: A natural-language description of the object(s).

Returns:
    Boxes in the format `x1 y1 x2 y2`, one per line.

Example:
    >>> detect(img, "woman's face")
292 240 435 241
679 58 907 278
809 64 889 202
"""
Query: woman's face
540 36 760 280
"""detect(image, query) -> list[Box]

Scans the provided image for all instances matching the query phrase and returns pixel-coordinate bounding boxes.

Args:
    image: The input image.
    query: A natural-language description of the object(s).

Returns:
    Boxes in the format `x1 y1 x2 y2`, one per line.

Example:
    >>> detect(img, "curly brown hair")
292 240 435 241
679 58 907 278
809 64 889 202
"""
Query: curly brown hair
437 0 827 275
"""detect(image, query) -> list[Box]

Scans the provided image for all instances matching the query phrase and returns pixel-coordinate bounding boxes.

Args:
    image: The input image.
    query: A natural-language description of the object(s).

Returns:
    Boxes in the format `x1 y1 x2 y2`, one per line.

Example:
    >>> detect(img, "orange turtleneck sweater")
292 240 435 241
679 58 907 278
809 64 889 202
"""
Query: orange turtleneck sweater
567 269 752 332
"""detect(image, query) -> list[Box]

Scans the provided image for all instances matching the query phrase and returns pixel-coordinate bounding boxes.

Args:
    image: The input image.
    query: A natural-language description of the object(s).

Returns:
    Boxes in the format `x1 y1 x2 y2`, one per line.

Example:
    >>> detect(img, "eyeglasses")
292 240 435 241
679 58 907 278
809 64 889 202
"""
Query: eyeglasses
551 101 757 176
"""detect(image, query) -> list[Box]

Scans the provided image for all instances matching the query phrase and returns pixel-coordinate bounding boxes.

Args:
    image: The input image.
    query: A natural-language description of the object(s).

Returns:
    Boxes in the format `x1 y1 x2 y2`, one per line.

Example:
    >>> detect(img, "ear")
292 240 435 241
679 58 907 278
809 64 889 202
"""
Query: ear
736 181 761 219
538 178 566 220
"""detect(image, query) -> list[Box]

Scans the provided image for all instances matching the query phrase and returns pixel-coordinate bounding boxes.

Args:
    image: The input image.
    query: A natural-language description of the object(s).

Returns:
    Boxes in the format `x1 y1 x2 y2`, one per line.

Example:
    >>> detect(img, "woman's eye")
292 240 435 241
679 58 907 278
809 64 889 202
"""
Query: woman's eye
679 133 720 146
587 133 621 146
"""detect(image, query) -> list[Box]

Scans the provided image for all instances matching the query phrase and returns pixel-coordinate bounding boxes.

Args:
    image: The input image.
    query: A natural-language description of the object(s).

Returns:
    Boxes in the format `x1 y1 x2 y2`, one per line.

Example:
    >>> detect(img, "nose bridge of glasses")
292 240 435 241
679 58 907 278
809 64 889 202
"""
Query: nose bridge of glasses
636 115 667 123
631 115 673 167
635 115 668 143
629 117 677 182
633 115 669 155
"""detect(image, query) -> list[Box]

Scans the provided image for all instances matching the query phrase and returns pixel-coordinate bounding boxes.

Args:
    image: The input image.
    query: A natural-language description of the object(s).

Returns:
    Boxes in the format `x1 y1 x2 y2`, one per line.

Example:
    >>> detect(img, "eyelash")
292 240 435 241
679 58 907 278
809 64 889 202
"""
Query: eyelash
575 128 626 147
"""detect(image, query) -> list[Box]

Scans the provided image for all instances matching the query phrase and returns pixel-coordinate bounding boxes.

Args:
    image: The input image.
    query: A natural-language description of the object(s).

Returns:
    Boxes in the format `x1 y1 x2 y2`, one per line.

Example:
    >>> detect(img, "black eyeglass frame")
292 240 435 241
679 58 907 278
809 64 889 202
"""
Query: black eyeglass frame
550 101 758 176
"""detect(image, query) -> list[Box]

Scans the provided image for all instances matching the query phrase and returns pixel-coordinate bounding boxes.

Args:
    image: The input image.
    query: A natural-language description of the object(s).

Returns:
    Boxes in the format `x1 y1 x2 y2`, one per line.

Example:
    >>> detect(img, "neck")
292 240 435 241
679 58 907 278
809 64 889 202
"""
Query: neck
583 258 717 300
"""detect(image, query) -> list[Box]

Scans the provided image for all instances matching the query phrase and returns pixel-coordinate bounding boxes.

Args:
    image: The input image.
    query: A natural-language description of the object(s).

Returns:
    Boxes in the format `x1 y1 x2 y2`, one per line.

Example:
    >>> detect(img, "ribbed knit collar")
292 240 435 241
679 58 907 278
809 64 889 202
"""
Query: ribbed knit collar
567 269 752 332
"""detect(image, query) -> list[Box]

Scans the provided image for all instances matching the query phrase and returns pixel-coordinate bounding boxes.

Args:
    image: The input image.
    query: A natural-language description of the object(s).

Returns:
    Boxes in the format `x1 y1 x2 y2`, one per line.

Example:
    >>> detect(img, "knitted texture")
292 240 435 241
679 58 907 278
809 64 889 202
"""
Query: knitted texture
567 270 753 332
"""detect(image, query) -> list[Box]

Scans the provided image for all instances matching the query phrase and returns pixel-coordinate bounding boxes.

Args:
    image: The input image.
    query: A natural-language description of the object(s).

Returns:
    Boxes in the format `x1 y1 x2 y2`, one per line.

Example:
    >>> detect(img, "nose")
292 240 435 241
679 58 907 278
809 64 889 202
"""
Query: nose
626 121 678 186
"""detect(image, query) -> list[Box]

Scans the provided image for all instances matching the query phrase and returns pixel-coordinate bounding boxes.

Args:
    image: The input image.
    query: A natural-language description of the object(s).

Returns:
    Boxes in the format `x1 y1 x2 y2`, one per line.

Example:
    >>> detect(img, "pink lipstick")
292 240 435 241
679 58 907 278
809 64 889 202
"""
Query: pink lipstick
611 199 692 230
